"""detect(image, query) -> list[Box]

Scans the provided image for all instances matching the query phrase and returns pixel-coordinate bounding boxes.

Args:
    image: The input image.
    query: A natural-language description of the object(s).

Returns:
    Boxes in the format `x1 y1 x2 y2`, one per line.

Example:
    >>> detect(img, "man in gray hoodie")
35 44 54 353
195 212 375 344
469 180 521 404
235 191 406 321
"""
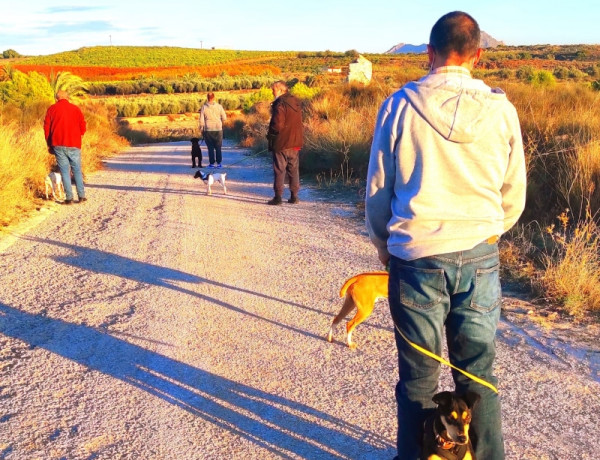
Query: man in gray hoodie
366 11 526 460
199 92 227 168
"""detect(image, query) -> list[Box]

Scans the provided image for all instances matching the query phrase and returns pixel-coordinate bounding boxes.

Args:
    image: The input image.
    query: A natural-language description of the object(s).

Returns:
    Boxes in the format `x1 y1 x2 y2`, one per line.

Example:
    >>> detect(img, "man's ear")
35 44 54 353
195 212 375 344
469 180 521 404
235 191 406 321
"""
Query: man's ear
427 44 435 68
473 48 483 67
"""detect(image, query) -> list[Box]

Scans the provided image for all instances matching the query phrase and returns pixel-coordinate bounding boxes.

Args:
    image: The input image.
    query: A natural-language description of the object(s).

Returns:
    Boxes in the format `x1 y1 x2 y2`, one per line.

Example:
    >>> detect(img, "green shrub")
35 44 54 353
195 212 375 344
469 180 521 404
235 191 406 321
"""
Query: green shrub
290 82 320 100
531 70 556 87
554 66 570 79
242 87 273 112
121 102 140 117
2 49 21 58
516 66 534 81
140 101 161 116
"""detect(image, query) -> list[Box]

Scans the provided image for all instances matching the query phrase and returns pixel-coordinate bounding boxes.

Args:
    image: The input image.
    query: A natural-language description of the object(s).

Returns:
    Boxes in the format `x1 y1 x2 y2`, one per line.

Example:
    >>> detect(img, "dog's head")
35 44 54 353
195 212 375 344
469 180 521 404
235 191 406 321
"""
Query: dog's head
432 391 480 445
191 137 200 144
193 170 210 181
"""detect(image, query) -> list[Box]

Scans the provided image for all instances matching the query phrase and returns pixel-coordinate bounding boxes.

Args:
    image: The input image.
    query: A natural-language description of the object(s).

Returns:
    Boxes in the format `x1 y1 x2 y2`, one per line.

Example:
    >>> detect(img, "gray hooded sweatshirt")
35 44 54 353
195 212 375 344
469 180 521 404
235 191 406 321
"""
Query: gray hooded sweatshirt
199 101 227 132
366 66 526 261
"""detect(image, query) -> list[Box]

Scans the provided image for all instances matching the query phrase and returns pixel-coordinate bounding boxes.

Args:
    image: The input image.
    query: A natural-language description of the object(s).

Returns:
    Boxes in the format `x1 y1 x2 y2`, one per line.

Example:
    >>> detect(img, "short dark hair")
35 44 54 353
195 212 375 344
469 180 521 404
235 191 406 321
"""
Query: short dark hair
429 11 480 59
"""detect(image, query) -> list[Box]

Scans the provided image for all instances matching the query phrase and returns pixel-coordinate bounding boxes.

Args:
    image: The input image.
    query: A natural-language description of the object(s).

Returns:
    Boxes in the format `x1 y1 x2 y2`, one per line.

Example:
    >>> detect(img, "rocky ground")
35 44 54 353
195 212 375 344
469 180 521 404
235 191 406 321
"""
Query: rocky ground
0 141 598 459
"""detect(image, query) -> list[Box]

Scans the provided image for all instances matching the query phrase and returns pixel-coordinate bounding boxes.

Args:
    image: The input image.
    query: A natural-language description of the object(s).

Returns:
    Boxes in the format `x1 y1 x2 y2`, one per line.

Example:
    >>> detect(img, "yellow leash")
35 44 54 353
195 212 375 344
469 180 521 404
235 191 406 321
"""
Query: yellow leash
393 323 499 394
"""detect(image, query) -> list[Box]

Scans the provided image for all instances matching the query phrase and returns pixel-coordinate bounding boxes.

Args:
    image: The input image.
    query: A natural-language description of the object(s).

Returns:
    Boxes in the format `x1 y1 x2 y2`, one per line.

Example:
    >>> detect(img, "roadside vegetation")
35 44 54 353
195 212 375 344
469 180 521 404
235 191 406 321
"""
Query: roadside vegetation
0 70 127 226
3 44 600 320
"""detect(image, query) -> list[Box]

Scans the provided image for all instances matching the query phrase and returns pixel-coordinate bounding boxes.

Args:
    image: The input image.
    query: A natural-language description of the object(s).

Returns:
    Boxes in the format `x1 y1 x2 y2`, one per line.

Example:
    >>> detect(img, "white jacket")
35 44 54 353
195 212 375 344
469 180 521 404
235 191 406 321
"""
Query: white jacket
366 66 526 261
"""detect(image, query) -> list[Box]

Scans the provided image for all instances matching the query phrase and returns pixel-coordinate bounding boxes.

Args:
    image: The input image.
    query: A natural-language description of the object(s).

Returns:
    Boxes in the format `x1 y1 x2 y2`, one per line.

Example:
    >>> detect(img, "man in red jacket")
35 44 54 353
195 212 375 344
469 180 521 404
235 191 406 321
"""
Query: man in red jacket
44 90 87 204
266 81 303 205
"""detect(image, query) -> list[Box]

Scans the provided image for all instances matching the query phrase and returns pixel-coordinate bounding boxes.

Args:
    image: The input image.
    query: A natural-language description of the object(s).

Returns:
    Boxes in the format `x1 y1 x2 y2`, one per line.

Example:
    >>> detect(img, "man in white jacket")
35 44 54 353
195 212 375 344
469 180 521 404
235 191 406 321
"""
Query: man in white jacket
366 11 526 460
199 92 227 168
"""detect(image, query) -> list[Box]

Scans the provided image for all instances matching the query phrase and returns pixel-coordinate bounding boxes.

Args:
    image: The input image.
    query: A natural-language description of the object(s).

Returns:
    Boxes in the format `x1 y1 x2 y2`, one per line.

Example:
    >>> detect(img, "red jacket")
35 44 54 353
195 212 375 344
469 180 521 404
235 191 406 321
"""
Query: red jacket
44 99 87 148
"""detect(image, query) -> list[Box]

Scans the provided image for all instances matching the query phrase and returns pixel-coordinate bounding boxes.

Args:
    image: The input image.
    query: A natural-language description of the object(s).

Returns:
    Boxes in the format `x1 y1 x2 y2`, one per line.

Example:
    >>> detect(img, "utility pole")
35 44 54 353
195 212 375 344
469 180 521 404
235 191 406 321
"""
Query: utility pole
200 40 203 49
109 35 112 46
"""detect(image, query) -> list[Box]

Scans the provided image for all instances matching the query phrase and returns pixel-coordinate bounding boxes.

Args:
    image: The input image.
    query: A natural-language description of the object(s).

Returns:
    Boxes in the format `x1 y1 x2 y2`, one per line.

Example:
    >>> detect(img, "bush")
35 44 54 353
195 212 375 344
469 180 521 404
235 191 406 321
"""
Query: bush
531 70 556 87
554 66 570 79
242 87 274 112
2 49 20 58
140 101 161 116
121 102 140 117
290 82 320 100
516 66 534 81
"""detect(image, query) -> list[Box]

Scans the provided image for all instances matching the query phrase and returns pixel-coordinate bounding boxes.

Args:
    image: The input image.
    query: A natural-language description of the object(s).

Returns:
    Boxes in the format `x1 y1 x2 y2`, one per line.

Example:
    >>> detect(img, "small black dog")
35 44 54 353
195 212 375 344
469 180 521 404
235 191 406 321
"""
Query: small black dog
421 391 480 460
190 138 202 168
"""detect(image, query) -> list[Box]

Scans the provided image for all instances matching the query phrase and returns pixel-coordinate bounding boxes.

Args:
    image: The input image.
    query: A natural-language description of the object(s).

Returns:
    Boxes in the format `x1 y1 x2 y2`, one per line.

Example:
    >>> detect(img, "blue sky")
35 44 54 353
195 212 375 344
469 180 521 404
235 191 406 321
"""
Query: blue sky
1 0 598 56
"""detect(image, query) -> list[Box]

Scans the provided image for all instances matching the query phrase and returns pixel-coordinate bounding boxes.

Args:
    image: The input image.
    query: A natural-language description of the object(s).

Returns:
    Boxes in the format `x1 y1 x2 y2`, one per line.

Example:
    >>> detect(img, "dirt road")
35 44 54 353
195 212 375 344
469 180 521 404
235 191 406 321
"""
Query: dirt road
1 141 599 459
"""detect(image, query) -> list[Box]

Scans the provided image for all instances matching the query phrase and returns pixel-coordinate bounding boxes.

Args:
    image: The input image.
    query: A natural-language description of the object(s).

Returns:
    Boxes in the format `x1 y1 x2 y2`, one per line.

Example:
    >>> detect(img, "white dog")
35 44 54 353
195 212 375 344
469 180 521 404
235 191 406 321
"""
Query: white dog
193 170 227 195
44 172 66 201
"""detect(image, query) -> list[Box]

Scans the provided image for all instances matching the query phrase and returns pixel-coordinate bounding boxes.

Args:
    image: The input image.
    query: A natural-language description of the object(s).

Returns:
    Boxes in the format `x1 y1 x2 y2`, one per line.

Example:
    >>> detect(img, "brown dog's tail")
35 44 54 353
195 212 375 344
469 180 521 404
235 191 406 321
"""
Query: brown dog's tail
339 271 389 297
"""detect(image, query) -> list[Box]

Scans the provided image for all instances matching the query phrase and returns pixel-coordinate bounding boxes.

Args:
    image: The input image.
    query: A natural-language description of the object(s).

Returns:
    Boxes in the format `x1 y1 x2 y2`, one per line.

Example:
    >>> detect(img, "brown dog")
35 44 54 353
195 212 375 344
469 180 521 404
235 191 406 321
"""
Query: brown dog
327 271 389 348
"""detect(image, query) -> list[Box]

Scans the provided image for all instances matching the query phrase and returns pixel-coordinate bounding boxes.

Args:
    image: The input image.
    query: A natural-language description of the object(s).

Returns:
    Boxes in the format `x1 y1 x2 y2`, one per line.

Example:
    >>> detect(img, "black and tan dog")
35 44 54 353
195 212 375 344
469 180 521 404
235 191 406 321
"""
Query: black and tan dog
327 271 388 349
190 137 202 168
421 391 480 460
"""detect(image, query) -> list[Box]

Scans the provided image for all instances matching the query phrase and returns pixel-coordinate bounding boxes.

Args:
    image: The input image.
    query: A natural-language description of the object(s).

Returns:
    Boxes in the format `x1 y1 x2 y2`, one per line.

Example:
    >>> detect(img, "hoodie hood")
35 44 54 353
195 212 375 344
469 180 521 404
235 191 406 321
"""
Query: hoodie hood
403 72 508 143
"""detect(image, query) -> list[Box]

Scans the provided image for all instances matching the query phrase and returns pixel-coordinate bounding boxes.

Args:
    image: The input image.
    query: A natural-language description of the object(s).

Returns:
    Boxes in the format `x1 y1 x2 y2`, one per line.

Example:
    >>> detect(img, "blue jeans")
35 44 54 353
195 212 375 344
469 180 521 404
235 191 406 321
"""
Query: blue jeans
388 241 504 460
54 146 85 201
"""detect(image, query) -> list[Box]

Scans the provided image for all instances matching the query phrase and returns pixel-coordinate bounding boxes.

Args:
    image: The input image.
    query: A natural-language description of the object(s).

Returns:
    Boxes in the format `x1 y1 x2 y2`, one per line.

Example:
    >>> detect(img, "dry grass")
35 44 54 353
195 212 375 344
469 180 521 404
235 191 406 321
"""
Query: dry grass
0 123 51 226
0 101 127 228
536 208 600 317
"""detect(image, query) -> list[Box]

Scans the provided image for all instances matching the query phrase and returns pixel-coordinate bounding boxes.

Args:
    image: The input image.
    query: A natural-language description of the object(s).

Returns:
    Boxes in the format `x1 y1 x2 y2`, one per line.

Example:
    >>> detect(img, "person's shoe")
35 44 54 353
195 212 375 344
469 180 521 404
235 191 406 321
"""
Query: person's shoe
217 164 222 168
267 196 282 205
63 199 73 205
191 165 196 168
208 164 215 168
288 195 299 204
78 197 87 203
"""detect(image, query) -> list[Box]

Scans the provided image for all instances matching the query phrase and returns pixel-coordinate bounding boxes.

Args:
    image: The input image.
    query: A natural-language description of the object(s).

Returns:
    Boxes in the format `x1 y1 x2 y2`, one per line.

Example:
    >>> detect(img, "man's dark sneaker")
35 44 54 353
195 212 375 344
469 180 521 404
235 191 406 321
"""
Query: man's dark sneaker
78 197 87 203
288 195 299 204
208 164 215 168
267 196 282 205
217 164 223 168
63 199 73 205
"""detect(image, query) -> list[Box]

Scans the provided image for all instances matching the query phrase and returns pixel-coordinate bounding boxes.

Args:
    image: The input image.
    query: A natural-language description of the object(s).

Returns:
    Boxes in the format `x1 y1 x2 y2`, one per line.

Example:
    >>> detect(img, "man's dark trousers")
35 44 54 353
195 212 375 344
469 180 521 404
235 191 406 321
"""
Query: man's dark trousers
272 148 299 198
204 131 223 165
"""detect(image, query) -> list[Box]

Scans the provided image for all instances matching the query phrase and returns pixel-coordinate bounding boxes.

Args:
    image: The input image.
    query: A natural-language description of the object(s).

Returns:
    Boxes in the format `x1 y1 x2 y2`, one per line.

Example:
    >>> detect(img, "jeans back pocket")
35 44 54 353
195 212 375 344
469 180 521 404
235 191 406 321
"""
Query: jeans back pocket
470 264 502 312
398 265 445 310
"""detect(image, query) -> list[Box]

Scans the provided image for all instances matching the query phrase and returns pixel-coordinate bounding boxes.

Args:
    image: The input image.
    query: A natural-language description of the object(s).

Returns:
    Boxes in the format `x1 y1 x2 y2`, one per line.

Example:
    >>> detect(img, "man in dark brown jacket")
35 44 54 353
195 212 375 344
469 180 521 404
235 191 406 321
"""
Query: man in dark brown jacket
266 81 304 205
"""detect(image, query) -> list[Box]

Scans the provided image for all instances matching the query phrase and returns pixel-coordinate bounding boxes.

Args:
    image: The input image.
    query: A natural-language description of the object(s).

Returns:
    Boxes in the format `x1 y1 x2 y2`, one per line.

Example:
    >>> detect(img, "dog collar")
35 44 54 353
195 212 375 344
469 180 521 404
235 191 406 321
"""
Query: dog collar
436 434 456 450
433 422 457 450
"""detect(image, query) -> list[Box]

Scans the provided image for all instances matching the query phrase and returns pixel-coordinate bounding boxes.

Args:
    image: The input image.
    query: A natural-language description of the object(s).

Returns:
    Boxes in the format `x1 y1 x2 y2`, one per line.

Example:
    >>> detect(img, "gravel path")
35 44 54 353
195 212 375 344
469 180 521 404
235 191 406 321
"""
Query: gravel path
1 141 599 459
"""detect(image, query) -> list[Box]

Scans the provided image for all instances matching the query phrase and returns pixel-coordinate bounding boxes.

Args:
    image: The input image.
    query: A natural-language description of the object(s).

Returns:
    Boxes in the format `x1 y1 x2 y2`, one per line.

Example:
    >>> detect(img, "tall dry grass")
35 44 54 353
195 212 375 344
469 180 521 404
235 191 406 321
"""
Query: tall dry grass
302 82 392 180
0 101 127 227
536 208 600 316
503 82 600 220
497 82 600 317
219 77 600 318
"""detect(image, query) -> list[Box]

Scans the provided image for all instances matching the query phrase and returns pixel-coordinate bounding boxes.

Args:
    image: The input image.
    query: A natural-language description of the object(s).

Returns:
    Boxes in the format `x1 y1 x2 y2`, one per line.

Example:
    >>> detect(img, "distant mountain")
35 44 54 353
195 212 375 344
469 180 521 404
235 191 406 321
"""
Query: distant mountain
480 31 504 48
385 43 427 54
386 31 503 54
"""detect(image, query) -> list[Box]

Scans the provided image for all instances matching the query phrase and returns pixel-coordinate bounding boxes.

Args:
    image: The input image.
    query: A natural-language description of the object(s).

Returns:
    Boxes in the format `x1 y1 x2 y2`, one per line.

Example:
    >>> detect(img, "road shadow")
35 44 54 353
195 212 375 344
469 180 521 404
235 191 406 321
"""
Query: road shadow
0 303 394 458
22 236 382 343
96 141 320 204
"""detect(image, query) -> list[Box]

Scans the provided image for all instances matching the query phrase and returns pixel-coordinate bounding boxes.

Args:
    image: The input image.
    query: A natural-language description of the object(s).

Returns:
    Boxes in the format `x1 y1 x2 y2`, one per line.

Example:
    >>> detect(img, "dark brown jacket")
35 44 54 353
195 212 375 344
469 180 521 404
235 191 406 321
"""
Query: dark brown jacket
267 92 303 152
